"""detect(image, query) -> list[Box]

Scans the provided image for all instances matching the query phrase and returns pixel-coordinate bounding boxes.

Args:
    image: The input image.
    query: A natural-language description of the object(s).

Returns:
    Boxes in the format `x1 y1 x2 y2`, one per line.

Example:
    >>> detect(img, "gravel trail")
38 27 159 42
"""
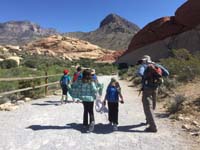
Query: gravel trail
0 76 198 150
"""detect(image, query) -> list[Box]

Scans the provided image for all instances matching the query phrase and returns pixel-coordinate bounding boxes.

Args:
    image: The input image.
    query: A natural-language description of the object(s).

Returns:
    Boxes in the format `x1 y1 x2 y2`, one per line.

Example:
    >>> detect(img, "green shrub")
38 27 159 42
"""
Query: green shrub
118 68 128 76
160 49 200 83
0 96 9 104
0 59 18 69
163 78 178 90
171 48 192 60
18 79 44 99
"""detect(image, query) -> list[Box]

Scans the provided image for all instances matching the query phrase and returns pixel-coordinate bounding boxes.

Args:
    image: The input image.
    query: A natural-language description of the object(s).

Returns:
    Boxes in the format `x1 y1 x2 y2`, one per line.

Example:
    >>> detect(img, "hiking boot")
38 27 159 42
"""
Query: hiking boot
113 124 118 131
88 121 95 132
144 127 157 133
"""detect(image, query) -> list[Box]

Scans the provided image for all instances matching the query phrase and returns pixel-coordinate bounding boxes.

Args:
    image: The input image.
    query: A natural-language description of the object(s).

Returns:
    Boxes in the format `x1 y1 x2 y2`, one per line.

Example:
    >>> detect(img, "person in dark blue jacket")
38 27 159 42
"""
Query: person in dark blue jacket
60 69 71 104
103 78 124 131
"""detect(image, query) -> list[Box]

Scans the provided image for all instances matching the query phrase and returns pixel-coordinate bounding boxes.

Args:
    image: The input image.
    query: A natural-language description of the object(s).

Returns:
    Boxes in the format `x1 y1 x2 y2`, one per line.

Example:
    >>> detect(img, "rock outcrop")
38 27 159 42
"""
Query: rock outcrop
65 13 140 50
0 45 23 65
22 35 113 60
117 0 200 65
97 50 125 63
0 35 122 63
175 0 200 28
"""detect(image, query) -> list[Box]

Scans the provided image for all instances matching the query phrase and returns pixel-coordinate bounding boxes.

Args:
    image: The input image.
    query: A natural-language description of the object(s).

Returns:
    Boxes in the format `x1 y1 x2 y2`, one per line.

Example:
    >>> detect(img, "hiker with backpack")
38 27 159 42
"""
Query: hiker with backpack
70 69 102 132
103 78 124 131
137 55 169 132
60 69 71 104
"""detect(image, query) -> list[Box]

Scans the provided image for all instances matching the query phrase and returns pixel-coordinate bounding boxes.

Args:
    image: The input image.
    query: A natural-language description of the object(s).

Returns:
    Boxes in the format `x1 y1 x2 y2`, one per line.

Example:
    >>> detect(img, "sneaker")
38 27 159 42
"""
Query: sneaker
144 127 157 133
81 125 88 133
113 124 118 131
88 121 95 132
82 125 88 129
108 121 112 125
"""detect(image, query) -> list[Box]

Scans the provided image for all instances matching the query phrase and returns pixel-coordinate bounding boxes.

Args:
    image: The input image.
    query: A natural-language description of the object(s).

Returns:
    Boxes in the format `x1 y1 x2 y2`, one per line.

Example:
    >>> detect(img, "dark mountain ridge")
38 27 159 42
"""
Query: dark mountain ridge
65 13 140 50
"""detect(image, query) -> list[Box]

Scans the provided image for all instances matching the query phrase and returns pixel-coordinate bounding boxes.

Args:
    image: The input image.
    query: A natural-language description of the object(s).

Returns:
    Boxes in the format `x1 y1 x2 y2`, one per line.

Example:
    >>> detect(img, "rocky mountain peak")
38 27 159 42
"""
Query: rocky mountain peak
99 13 140 30
65 13 140 50
0 21 58 45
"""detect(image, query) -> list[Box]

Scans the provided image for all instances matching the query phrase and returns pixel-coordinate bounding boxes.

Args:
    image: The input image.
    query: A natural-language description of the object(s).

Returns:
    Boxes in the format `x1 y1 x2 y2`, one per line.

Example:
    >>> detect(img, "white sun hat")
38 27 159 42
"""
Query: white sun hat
142 55 152 63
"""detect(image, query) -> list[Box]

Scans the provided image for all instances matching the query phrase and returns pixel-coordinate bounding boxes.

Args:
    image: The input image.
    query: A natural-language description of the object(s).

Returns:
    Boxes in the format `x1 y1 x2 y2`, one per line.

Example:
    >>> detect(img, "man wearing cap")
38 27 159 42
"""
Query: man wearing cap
137 55 169 132
137 55 168 132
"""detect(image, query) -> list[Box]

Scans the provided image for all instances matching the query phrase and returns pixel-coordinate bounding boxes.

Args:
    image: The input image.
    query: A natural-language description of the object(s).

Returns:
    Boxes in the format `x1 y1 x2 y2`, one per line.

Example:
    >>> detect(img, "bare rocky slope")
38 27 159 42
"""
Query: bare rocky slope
65 14 140 50
117 0 200 65
0 21 58 45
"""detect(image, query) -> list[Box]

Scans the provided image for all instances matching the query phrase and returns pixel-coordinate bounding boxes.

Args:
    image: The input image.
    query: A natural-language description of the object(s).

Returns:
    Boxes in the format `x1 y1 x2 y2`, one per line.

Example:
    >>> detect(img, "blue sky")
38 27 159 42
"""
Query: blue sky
0 0 186 32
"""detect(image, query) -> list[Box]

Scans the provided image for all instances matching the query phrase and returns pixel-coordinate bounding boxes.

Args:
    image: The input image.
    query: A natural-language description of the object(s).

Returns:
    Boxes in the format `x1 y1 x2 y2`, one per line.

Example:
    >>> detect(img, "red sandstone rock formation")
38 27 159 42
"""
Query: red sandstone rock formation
126 0 200 53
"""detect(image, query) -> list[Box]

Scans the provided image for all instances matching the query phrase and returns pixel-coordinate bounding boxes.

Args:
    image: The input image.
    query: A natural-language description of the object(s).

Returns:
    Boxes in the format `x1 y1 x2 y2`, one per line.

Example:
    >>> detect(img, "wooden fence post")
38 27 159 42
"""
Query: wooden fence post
45 71 48 96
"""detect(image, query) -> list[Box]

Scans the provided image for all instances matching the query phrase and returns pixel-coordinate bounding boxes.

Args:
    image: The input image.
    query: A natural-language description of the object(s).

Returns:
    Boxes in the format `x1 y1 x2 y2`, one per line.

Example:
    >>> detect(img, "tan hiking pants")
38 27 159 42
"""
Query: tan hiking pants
142 88 158 130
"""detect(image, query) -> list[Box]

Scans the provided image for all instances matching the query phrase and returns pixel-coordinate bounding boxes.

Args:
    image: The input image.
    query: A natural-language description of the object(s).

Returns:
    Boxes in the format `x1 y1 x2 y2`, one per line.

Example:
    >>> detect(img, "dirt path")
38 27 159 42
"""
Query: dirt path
0 76 198 150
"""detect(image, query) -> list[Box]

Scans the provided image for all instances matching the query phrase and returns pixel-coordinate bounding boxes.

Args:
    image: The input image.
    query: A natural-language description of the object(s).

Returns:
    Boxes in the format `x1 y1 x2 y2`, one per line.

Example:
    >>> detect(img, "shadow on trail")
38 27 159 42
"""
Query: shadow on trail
31 100 74 106
32 103 59 106
27 125 69 130
155 112 170 118
64 123 114 134
66 123 147 134
27 122 147 134
118 123 147 133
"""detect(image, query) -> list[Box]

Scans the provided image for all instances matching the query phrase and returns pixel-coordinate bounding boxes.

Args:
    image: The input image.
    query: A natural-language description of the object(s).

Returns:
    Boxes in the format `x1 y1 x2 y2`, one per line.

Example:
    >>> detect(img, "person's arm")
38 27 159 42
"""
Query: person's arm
91 82 98 93
103 86 109 105
68 76 71 84
60 76 63 86
136 65 145 77
118 88 124 104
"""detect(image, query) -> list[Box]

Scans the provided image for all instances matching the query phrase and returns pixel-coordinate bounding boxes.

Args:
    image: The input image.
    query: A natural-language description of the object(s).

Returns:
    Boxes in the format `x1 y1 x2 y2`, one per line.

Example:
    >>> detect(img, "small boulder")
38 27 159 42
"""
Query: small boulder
24 97 31 102
191 121 199 126
17 100 25 105
182 124 190 130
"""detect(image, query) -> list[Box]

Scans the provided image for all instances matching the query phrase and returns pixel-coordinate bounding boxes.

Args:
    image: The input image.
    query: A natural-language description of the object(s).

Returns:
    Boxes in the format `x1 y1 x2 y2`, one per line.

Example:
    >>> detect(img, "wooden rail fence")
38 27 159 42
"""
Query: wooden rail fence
0 73 62 96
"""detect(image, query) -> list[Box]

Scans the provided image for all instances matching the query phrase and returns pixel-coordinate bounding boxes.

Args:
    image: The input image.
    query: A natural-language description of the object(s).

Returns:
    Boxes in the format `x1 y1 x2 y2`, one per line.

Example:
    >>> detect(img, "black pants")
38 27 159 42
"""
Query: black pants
83 101 94 126
108 102 119 125
61 85 68 95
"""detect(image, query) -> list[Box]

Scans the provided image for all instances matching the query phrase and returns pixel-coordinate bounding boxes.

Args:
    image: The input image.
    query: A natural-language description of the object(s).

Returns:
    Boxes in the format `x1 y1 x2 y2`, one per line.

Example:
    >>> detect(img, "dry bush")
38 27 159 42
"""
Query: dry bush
167 94 186 114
